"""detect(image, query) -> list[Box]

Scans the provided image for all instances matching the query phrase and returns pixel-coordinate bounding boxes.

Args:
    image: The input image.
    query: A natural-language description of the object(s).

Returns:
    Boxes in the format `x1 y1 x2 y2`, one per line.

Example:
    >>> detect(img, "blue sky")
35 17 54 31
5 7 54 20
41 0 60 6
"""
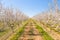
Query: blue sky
1 0 60 17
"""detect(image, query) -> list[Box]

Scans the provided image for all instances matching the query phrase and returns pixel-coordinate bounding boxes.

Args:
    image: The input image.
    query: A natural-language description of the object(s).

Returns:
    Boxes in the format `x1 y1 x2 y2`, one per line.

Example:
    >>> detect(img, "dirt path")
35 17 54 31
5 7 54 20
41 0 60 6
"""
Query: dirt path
18 22 43 40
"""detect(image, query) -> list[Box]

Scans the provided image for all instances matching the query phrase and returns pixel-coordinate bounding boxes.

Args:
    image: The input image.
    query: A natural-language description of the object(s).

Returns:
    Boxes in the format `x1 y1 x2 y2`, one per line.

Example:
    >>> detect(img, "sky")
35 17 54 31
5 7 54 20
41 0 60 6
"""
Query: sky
1 0 60 17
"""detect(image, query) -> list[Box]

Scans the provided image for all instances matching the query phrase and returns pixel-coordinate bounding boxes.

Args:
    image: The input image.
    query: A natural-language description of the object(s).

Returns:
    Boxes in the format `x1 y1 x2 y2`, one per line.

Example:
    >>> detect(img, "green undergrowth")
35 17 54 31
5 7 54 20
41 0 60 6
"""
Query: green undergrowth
36 24 54 40
42 22 60 34
33 20 54 40
9 21 28 40
10 27 25 40
46 24 60 34
0 29 9 37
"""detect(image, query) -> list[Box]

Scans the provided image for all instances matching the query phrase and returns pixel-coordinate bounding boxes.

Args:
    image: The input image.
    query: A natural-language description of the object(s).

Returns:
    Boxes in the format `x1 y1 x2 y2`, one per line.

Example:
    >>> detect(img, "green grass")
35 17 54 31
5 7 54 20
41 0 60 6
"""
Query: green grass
45 23 60 34
9 21 28 40
36 24 54 40
0 29 9 37
10 27 25 40
31 19 54 40
40 21 60 34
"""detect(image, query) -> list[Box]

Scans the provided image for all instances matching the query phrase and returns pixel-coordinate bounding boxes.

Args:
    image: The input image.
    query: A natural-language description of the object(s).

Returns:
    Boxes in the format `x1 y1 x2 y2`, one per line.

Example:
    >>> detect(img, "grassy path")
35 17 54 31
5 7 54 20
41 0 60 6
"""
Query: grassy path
7 20 28 40
18 21 43 40
37 21 60 40
33 20 54 40
5 19 54 40
41 23 60 40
